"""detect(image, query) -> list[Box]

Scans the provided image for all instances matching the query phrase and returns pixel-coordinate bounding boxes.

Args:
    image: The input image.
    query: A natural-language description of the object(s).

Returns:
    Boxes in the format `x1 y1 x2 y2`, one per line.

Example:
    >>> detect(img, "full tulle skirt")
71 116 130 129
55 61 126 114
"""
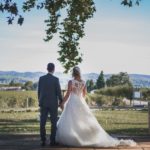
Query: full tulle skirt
56 93 136 147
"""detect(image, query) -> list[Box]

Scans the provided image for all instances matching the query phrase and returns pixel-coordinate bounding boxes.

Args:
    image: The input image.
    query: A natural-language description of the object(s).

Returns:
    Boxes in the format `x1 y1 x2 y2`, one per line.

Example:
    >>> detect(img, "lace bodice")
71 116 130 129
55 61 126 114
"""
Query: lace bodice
71 79 85 96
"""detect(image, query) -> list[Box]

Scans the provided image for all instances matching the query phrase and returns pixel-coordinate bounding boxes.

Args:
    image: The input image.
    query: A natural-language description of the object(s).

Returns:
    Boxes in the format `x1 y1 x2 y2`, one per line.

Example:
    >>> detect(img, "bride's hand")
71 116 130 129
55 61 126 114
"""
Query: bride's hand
60 102 64 110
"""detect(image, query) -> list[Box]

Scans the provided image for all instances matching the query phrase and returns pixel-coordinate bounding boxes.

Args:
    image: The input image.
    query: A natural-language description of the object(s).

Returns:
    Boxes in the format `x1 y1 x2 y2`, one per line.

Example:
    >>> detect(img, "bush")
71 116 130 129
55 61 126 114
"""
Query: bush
112 98 126 106
94 84 133 100
140 88 150 100
86 93 113 106
86 84 132 106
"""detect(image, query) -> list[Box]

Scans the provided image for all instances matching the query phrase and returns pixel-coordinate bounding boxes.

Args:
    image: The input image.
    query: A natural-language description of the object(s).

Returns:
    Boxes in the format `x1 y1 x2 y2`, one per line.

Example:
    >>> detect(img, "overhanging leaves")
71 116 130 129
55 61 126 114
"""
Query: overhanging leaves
0 0 141 73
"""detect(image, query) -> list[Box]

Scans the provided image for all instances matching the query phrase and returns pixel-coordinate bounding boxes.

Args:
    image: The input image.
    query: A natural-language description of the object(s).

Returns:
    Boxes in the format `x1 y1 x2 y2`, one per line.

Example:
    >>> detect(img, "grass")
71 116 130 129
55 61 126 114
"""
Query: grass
94 110 148 136
0 112 42 133
0 110 149 136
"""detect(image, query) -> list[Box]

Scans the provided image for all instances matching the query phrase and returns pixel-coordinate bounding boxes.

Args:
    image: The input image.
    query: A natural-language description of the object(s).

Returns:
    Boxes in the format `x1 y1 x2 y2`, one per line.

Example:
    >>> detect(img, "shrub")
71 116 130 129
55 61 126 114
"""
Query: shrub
86 93 113 106
140 88 150 100
112 98 126 106
94 84 133 100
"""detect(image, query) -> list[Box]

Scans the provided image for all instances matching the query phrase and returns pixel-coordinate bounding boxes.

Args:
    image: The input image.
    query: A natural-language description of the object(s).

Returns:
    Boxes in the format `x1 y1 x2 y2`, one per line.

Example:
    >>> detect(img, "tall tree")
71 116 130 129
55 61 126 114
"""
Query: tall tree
106 72 132 87
0 0 141 72
86 79 95 92
9 80 15 86
96 71 105 89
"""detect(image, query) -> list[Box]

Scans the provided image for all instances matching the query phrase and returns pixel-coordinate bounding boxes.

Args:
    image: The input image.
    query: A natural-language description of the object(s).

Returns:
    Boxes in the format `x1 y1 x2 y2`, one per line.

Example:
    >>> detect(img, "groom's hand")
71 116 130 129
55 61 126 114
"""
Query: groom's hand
60 103 64 110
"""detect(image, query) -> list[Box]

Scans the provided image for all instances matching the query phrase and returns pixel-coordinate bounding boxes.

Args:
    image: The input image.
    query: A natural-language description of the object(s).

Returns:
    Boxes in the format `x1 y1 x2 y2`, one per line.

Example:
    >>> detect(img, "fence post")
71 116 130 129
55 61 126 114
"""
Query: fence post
26 97 29 109
148 102 150 133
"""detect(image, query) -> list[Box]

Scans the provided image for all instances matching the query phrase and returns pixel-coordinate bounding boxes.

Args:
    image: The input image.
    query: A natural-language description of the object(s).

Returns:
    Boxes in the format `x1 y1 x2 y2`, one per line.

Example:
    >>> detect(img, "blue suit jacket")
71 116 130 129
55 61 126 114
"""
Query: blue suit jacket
38 73 63 109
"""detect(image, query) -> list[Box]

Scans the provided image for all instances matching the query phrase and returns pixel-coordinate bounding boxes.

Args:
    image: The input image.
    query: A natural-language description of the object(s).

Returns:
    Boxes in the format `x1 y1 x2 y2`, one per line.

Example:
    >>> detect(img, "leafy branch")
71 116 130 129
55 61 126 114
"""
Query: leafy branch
0 0 141 73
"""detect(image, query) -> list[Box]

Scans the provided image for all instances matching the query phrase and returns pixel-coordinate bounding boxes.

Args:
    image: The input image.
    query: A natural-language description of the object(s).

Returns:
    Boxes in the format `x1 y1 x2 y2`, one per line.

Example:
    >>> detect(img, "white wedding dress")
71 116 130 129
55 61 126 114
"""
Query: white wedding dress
56 79 136 147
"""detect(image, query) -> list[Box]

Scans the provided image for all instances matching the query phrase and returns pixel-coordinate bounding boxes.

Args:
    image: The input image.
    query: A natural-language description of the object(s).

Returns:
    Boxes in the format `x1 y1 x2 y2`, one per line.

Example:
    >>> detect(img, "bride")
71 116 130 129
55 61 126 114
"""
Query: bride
56 66 136 147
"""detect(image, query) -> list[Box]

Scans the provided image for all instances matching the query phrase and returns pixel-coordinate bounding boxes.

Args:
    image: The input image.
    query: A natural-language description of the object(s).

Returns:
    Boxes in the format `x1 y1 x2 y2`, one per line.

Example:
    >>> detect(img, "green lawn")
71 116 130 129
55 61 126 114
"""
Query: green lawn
0 110 148 136
94 110 148 136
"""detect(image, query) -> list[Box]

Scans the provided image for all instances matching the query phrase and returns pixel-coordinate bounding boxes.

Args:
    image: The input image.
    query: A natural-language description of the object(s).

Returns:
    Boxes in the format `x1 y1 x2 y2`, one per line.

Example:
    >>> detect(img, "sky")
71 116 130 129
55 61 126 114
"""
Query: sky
0 0 150 74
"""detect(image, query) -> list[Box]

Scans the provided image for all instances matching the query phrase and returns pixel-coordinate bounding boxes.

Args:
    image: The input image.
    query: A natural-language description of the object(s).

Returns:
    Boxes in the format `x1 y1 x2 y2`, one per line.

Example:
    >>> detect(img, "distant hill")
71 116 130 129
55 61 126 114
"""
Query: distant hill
0 71 150 88
129 74 150 88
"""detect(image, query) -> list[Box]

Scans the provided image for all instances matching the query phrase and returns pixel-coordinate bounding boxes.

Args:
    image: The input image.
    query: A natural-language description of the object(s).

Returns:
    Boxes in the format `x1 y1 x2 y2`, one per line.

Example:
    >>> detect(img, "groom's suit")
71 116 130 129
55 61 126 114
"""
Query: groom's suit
38 73 63 144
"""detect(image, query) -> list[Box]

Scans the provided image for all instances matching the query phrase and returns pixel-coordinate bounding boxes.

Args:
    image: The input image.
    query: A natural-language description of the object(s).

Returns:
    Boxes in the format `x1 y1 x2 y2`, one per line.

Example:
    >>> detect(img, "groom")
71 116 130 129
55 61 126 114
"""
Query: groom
38 63 63 146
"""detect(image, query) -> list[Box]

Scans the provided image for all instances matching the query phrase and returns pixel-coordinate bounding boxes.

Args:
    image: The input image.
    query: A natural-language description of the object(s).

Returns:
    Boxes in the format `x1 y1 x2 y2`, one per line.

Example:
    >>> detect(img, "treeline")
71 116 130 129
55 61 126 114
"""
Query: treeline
1 80 38 91
141 88 150 100
86 71 150 106
86 84 132 106
86 71 132 92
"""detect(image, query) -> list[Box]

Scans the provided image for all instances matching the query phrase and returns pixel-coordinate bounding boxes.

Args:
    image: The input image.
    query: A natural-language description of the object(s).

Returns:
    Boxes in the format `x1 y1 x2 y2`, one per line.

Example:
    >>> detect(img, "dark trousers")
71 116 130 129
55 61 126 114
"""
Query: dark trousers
40 106 58 143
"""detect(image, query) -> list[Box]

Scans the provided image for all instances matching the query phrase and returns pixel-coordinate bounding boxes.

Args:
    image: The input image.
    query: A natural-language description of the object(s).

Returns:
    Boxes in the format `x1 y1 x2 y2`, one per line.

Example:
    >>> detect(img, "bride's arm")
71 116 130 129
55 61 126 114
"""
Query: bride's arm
82 84 87 97
62 80 72 104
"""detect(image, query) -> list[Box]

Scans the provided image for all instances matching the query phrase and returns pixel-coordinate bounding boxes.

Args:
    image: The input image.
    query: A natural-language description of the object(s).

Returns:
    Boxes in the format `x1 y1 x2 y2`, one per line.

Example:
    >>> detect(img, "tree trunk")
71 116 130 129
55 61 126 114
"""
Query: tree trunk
148 102 150 133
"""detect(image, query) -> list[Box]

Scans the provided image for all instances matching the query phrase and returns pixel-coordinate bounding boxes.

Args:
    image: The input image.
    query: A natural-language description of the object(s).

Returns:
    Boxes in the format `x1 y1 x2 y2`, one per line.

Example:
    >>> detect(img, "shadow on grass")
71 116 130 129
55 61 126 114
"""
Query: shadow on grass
0 134 41 148
0 128 149 149
107 128 149 136
0 125 51 134
0 119 39 123
139 109 149 112
114 122 147 125
0 118 51 134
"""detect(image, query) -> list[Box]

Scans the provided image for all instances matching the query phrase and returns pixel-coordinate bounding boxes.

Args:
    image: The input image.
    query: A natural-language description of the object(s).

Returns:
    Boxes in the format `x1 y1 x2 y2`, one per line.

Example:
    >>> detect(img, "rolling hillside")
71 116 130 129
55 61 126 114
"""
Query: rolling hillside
0 71 150 88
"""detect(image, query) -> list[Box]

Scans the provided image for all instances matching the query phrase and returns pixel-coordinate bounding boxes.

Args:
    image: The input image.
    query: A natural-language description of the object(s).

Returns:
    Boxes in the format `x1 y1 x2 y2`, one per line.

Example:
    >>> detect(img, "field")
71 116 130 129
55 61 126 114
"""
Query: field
0 91 38 109
0 110 148 136
95 110 148 135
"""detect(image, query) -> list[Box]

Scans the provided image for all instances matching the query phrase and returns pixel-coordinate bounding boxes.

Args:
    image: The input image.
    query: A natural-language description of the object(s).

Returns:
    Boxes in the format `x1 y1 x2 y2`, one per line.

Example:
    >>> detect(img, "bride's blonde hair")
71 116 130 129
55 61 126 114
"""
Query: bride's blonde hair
72 66 81 79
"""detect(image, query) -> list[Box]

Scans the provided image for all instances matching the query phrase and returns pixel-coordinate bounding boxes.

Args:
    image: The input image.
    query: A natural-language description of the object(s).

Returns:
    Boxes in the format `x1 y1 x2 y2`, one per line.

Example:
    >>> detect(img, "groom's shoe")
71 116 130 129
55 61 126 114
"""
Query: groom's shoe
41 141 46 147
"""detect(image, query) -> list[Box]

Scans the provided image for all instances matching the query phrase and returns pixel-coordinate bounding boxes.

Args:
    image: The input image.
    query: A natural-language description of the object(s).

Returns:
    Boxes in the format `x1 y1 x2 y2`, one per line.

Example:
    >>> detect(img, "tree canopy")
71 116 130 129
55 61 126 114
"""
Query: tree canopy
96 71 105 89
86 79 95 92
0 0 141 72
106 72 132 87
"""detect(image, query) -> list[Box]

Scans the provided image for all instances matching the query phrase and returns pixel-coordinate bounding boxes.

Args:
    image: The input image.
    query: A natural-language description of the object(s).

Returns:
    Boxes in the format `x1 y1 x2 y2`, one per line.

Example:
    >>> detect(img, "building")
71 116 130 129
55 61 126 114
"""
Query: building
0 86 22 91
